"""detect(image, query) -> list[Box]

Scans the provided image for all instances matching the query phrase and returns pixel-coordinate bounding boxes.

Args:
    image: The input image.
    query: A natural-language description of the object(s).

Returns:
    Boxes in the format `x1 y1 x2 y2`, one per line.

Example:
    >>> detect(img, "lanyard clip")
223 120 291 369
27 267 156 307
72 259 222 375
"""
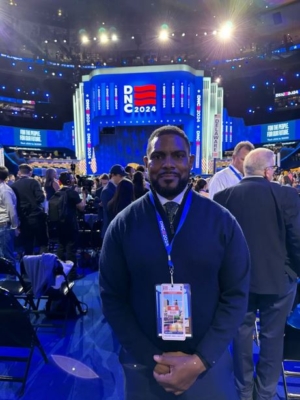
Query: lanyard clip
170 268 174 287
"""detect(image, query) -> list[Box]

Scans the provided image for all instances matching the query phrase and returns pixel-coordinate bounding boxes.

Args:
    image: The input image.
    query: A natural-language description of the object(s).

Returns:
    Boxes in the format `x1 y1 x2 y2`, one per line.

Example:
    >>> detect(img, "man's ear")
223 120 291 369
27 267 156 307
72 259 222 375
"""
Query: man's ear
189 154 195 169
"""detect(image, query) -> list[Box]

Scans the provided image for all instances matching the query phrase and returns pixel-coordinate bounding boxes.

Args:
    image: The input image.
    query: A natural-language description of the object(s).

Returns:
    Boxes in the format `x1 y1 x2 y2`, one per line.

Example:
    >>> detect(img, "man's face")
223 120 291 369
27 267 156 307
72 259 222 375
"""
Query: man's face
144 134 194 200
114 174 124 184
232 147 251 174
101 179 108 187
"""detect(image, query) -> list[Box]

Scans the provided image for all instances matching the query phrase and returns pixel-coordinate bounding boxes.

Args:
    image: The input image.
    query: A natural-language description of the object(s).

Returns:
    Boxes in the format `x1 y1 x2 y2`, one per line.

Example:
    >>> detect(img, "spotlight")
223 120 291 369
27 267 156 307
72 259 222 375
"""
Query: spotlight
182 33 185 37
100 34 108 43
81 35 89 44
212 30 217 35
218 21 234 40
111 34 118 41
159 30 168 41
215 77 221 84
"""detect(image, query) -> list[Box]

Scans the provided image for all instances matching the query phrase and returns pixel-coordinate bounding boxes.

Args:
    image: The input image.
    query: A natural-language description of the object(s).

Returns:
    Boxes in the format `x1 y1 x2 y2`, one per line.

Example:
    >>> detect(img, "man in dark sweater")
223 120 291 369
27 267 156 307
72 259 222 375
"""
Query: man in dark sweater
100 126 250 399
12 164 48 255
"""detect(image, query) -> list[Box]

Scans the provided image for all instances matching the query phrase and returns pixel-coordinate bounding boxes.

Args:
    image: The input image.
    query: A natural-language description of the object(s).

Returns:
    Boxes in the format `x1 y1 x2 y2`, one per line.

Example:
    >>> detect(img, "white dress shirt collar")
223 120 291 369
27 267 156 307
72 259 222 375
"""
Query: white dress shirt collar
156 186 188 206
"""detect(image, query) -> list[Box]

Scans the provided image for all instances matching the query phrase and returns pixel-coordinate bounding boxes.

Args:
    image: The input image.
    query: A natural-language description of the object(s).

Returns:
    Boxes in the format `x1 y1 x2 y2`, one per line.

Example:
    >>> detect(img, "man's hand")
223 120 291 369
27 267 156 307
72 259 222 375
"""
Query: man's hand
154 352 186 376
153 353 206 396
14 228 20 237
154 363 170 375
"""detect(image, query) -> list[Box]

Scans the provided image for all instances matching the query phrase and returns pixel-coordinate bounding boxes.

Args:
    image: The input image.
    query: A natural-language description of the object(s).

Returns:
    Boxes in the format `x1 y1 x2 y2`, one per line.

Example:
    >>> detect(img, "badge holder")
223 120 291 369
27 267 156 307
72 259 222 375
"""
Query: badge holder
155 283 193 341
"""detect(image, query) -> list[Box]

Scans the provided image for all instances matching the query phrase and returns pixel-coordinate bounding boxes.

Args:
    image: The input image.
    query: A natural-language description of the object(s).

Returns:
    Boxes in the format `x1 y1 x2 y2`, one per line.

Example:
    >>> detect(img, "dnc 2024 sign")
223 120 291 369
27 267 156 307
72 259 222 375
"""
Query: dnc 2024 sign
123 84 157 114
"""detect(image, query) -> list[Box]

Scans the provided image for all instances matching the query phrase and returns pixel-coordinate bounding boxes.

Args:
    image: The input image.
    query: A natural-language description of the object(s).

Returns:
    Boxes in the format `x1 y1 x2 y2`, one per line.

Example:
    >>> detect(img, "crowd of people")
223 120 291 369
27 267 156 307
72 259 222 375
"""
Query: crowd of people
1 125 300 399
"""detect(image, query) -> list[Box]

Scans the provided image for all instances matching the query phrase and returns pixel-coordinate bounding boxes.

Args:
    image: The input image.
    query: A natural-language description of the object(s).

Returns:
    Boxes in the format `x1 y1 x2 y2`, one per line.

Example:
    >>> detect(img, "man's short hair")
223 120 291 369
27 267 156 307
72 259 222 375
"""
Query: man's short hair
99 173 109 180
147 125 190 155
0 166 9 181
233 141 255 156
59 172 72 185
244 148 274 176
136 165 145 173
18 164 32 174
125 165 133 174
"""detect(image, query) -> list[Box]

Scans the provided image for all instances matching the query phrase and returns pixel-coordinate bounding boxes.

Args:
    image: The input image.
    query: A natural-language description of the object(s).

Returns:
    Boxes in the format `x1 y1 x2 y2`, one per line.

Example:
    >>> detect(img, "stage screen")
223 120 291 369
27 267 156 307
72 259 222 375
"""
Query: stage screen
0 96 35 118
275 90 300 111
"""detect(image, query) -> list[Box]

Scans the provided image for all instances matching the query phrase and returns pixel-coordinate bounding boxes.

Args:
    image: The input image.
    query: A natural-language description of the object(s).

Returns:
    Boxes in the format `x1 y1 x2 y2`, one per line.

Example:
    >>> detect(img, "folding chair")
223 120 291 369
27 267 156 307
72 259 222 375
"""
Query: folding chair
22 254 87 336
0 257 36 311
282 322 300 399
0 287 48 397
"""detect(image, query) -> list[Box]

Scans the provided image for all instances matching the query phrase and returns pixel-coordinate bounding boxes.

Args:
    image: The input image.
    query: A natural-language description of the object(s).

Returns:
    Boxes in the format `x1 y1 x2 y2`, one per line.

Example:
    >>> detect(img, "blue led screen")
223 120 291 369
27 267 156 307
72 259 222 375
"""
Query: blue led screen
0 123 74 149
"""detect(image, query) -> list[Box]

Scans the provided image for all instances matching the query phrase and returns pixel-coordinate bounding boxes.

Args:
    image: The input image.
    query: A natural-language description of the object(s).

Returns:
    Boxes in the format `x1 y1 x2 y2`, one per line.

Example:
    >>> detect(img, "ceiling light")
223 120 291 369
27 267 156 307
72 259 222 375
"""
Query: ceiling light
159 30 168 41
100 34 108 43
81 35 89 44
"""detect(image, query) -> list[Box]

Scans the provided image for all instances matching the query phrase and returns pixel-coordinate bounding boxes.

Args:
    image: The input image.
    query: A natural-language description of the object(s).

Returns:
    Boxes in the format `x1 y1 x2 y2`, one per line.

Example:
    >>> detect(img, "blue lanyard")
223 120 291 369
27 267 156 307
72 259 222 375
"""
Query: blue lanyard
229 165 242 181
149 190 192 285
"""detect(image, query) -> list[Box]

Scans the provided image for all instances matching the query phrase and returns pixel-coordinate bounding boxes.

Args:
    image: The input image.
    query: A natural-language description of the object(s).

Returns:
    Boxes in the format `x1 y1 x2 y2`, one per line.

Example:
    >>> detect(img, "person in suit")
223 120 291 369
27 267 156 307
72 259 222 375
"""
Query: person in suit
12 164 48 255
100 125 250 399
214 148 300 400
100 165 128 239
94 173 109 229
208 141 254 199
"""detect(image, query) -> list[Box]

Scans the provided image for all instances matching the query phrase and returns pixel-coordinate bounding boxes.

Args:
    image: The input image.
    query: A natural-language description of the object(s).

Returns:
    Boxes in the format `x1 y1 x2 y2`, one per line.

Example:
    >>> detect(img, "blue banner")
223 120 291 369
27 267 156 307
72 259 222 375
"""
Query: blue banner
0 123 74 150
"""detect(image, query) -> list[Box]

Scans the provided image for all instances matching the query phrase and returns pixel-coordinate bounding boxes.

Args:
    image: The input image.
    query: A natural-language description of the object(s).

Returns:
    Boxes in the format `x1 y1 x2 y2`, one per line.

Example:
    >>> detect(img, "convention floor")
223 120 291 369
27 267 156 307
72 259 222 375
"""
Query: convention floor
0 270 298 400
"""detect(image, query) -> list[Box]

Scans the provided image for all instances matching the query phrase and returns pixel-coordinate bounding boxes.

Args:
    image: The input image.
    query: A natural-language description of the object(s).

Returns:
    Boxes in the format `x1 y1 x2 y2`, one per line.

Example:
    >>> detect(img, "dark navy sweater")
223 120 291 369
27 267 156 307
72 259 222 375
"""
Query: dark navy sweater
100 190 250 369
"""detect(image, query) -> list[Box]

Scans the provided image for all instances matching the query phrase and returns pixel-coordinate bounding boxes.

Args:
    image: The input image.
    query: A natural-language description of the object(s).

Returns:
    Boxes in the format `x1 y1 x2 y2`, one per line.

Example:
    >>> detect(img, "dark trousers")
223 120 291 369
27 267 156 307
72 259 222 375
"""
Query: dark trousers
122 349 239 400
20 214 48 255
233 275 297 400
56 224 78 268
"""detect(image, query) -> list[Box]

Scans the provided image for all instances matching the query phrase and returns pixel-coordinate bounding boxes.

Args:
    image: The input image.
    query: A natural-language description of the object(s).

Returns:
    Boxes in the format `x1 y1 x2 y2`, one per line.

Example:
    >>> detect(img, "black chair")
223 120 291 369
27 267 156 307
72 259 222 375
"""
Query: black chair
0 287 48 397
22 255 87 336
0 257 36 310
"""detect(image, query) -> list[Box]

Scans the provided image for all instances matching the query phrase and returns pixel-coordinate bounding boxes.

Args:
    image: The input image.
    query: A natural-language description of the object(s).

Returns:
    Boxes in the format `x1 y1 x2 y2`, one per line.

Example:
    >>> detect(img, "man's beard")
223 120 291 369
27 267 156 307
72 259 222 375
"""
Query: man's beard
150 176 189 199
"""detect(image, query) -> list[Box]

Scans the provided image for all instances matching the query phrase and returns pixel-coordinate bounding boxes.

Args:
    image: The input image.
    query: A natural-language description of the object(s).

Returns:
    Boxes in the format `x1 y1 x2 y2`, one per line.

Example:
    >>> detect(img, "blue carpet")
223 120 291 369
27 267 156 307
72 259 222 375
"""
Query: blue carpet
0 271 124 400
0 271 300 399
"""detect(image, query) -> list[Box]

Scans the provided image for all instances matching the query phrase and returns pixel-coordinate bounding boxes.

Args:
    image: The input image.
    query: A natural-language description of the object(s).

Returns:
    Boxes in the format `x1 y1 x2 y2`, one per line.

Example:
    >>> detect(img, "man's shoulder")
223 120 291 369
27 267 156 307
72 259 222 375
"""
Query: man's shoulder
102 182 115 194
192 190 233 217
212 167 231 179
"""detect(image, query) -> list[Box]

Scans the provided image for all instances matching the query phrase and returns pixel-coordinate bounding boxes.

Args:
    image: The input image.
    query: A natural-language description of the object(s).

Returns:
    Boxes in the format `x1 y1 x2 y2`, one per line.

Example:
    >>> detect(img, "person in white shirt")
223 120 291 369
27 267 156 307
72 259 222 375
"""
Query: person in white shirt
0 166 19 265
209 141 254 199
